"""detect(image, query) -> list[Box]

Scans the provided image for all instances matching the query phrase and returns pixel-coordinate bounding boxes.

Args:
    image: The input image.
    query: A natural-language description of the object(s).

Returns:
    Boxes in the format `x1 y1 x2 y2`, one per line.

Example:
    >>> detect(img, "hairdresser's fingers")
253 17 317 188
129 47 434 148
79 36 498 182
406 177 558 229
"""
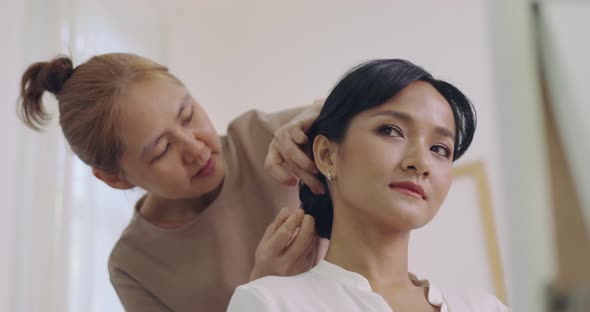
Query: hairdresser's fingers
278 129 317 174
268 142 323 194
284 214 316 259
267 209 305 253
287 231 317 276
250 209 306 280
298 99 323 131
288 124 309 145
261 207 293 242
296 168 326 195
265 144 297 186
267 162 297 186
302 234 318 267
281 160 309 183
301 114 317 131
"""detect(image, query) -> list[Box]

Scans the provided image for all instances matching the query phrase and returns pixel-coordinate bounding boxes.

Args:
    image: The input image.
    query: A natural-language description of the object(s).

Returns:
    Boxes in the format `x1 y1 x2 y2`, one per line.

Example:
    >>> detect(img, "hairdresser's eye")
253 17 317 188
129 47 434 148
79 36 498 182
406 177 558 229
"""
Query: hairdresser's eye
378 125 403 137
153 144 170 162
431 144 451 158
182 107 194 126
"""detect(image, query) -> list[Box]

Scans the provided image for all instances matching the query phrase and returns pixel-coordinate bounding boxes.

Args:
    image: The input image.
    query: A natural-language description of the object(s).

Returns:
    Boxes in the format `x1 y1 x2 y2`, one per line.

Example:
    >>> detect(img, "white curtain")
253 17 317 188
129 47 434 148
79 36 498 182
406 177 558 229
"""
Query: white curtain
13 0 168 311
537 2 590 238
13 0 73 310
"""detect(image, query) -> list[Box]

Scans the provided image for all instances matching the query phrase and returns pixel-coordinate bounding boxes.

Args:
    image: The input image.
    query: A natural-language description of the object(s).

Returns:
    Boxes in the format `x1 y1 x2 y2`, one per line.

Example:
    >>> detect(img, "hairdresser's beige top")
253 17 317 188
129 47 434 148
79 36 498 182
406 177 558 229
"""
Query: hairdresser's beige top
108 108 304 312
228 260 511 312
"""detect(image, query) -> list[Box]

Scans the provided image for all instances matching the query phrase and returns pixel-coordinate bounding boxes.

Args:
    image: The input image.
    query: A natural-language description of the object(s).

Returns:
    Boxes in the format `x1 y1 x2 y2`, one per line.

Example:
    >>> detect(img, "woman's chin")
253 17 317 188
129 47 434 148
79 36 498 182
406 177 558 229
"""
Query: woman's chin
190 164 225 197
379 209 434 232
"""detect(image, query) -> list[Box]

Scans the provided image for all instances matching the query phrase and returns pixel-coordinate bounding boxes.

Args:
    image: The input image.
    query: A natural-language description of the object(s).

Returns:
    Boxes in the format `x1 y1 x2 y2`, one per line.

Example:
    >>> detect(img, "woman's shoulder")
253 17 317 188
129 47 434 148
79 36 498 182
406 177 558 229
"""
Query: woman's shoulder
228 274 307 311
437 286 511 312
228 270 332 312
107 218 140 273
107 199 162 273
238 269 319 293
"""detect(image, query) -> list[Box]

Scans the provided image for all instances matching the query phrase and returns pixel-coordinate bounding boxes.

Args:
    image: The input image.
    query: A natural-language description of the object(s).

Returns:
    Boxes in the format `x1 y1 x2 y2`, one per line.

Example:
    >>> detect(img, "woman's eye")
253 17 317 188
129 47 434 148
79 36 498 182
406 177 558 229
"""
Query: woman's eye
431 145 451 158
153 144 170 162
182 110 193 126
378 125 403 137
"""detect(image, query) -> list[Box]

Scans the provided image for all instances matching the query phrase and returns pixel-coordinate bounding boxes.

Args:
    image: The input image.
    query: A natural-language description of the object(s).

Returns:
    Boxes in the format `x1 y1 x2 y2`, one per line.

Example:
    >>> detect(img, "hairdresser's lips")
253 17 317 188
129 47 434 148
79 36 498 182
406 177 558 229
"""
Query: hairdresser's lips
389 181 426 200
192 156 215 180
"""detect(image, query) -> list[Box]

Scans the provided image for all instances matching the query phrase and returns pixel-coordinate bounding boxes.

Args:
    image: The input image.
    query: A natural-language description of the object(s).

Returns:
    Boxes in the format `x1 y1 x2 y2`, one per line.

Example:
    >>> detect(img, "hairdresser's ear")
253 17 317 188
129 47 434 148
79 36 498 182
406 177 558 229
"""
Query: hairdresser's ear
312 135 338 179
92 168 135 190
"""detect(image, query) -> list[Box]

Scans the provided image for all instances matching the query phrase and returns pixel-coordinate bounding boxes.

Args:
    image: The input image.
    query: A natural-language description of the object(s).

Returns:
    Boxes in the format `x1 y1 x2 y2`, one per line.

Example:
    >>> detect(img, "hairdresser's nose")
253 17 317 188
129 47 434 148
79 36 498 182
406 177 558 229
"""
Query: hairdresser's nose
400 143 431 178
180 134 208 167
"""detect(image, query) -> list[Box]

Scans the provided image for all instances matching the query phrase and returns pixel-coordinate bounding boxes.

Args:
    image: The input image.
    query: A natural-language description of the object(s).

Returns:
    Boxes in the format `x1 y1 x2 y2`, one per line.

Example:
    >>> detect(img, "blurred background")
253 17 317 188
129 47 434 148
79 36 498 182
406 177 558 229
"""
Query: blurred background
1 0 589 311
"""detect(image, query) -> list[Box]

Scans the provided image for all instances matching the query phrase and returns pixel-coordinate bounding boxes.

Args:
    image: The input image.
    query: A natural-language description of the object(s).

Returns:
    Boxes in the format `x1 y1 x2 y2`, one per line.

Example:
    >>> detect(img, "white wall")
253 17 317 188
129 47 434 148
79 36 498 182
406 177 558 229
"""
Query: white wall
0 1 25 311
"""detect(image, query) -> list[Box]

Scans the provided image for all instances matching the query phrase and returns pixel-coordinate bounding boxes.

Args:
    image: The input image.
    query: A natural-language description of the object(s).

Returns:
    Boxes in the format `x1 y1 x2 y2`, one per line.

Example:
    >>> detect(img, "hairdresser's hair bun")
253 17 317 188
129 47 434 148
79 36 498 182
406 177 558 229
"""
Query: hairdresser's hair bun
40 57 74 94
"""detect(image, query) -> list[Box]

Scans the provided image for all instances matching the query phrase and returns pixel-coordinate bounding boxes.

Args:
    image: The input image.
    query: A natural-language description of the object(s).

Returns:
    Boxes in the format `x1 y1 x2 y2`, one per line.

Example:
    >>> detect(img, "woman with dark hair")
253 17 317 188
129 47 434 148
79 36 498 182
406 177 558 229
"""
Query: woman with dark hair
228 59 510 311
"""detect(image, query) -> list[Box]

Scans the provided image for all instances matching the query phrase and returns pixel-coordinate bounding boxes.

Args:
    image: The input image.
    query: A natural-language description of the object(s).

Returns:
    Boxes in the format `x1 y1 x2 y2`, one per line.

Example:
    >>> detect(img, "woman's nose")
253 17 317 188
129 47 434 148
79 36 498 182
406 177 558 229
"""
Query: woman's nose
181 135 208 166
400 145 431 178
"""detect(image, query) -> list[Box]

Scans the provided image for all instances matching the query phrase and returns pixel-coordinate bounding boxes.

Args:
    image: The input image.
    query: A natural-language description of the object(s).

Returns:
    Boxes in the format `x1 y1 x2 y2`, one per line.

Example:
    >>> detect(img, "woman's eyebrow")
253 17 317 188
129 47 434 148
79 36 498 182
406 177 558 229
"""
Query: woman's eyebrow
370 109 455 141
176 93 191 119
141 93 190 159
370 109 412 122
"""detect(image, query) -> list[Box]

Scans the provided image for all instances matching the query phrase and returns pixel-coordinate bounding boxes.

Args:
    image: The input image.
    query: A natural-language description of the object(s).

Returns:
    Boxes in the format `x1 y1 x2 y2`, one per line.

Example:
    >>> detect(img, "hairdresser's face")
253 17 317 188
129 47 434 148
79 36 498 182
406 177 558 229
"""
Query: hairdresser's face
331 81 455 232
118 78 224 199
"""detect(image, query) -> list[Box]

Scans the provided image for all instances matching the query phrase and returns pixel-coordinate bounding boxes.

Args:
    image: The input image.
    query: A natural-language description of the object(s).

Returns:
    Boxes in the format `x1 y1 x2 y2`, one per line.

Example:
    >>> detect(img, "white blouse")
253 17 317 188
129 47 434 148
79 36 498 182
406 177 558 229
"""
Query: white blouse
227 260 511 312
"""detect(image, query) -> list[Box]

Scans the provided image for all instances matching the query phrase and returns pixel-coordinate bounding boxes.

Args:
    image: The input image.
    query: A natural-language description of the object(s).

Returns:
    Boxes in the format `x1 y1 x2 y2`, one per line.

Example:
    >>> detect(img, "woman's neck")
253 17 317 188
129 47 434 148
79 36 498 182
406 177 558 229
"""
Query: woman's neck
139 180 224 229
325 210 413 290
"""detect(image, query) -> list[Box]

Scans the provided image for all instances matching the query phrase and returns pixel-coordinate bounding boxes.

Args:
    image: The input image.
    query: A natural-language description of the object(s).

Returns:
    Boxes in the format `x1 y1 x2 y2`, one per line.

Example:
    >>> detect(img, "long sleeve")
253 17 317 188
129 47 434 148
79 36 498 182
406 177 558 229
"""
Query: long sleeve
110 270 173 312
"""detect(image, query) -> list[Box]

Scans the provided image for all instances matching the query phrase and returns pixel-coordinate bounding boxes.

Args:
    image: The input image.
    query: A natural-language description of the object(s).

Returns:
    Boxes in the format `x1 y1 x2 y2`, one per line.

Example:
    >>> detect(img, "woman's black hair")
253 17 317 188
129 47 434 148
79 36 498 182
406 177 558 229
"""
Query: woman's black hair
299 59 476 239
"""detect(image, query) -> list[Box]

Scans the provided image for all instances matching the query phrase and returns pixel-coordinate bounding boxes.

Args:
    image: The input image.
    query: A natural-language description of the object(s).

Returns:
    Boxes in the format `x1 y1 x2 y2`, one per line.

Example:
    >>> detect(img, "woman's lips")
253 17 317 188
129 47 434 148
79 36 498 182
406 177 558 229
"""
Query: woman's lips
389 181 426 200
193 156 215 179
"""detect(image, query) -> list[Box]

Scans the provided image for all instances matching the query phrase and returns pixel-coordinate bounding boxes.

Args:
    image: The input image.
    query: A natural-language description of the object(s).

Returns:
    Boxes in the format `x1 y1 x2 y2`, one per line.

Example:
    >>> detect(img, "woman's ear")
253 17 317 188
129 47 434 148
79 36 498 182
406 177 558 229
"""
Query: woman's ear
92 168 135 190
312 135 338 179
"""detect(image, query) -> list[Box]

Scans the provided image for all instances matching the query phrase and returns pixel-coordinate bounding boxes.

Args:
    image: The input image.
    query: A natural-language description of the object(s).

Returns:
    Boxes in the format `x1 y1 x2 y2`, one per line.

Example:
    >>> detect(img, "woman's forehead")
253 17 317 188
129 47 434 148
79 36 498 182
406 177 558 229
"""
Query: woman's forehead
118 80 187 146
355 83 455 130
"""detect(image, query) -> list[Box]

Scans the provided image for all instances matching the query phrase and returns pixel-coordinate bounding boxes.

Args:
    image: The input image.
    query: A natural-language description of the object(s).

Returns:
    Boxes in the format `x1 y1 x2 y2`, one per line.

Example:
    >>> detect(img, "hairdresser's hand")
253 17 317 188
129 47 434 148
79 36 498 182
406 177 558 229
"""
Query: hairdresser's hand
265 99 325 195
249 208 320 281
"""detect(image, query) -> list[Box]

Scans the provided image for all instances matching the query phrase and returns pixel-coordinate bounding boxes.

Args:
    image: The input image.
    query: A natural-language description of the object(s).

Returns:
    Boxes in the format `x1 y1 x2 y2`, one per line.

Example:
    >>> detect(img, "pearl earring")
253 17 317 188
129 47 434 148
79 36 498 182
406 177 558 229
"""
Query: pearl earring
327 172 332 181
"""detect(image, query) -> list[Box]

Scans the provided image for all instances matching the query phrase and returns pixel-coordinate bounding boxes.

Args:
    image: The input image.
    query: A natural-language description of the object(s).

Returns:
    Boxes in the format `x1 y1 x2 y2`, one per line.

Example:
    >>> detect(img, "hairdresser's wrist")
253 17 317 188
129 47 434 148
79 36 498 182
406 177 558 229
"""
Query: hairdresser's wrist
248 265 268 281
